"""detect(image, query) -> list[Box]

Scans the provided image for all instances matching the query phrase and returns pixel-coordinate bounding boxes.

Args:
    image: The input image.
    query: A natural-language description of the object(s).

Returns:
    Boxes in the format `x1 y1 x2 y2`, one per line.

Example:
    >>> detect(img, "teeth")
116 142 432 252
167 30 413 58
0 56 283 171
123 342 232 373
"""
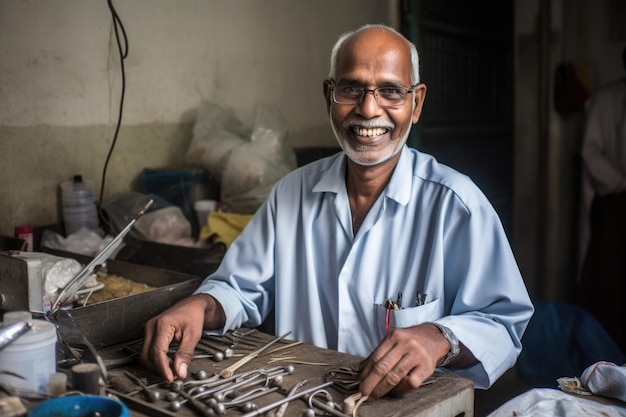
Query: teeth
353 127 388 137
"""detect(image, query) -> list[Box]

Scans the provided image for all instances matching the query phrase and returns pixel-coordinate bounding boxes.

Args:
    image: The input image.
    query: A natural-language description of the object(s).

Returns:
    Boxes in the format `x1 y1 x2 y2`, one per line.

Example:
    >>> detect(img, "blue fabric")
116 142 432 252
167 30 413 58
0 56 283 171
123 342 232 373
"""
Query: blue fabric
517 299 626 386
196 146 534 389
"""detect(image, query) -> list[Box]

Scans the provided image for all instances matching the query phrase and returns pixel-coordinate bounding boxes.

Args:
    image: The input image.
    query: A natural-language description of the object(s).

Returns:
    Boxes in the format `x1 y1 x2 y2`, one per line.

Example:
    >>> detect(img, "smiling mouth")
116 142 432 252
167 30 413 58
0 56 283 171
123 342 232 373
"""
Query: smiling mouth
352 127 389 137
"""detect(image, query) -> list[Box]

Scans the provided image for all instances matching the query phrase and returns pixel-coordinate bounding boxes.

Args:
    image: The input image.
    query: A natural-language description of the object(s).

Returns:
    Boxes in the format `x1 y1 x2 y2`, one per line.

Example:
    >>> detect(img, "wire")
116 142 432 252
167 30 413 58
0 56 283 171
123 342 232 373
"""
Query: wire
99 0 129 232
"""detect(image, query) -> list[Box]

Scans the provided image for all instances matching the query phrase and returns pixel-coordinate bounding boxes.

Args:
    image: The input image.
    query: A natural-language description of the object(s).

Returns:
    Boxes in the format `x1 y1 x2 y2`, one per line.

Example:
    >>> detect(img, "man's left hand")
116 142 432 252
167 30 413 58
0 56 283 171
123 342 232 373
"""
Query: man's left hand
359 323 450 399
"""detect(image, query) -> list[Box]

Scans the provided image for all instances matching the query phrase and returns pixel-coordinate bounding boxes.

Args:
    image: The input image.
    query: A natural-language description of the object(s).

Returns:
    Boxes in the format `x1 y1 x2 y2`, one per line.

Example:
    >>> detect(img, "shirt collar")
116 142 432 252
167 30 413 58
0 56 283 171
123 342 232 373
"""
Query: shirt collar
312 146 413 207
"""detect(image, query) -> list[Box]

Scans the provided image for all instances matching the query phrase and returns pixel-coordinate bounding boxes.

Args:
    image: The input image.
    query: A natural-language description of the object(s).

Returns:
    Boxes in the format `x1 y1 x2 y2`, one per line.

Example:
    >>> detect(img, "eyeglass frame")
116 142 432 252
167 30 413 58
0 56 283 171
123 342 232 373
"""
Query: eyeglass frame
326 79 419 108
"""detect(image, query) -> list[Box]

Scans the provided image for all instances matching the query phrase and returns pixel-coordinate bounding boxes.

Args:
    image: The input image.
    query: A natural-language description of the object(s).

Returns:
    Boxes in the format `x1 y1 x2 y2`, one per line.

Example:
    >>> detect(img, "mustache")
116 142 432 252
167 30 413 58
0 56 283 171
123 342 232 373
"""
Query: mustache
342 116 394 130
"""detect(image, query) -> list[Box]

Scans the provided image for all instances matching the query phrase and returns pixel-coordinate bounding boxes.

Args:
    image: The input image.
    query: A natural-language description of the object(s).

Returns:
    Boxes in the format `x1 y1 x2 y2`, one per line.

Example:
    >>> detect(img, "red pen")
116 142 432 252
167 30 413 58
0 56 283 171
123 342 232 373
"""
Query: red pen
385 298 394 334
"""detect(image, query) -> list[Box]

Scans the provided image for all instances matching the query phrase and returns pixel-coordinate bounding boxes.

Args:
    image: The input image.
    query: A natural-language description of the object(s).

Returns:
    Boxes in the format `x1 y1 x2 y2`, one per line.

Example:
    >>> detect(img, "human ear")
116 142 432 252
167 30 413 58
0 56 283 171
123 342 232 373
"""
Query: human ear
411 84 427 124
323 80 333 114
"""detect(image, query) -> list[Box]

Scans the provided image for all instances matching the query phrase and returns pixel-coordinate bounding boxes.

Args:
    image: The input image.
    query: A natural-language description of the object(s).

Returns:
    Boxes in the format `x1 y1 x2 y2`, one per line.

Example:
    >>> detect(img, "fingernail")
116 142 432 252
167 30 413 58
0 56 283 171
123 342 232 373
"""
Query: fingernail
178 362 188 379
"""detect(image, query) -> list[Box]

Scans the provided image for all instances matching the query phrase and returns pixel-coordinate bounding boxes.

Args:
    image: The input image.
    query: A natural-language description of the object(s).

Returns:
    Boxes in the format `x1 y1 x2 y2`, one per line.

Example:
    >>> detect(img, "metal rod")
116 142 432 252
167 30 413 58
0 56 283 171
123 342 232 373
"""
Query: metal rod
273 379 307 417
239 381 333 417
123 371 160 402
173 385 216 417
0 321 32 351
224 386 279 407
49 199 153 315
306 392 351 417
198 339 234 358
219 331 291 378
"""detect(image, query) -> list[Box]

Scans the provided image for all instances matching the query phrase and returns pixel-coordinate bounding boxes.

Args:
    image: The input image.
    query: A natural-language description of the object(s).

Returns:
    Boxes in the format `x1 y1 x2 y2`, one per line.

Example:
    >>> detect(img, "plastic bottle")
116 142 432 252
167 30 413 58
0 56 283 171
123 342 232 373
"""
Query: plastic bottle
60 175 100 235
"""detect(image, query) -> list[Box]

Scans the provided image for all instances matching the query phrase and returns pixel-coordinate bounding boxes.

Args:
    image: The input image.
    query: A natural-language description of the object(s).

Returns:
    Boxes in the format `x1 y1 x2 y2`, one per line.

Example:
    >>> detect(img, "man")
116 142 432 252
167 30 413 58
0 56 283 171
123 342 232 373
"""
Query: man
141 24 534 400
577 46 626 352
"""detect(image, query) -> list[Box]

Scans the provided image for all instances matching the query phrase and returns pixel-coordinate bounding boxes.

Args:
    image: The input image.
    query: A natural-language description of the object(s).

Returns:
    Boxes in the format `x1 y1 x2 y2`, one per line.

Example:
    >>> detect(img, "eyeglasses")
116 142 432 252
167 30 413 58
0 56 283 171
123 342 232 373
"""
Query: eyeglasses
328 80 417 108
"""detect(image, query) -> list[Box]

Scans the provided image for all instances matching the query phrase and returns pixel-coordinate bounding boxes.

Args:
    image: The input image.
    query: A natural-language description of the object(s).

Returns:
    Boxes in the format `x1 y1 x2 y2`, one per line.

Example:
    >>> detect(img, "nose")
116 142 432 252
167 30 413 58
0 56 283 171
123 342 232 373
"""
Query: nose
356 89 383 118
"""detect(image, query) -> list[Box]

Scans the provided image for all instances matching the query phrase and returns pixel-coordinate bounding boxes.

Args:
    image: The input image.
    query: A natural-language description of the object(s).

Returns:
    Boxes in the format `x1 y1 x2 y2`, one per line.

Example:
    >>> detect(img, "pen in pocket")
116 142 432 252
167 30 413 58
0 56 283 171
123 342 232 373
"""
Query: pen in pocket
384 295 401 334
416 292 427 306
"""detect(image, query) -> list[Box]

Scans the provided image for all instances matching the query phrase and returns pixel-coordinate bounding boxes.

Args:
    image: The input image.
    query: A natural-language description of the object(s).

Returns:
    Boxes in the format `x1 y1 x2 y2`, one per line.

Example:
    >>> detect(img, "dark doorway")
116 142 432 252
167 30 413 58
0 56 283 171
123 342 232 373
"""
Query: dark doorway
401 0 514 233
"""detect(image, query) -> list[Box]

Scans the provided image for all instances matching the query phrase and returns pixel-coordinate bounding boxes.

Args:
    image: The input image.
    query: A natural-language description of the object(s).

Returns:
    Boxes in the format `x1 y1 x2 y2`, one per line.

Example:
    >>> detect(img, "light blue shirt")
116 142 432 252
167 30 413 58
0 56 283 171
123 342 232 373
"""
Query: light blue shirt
195 146 534 389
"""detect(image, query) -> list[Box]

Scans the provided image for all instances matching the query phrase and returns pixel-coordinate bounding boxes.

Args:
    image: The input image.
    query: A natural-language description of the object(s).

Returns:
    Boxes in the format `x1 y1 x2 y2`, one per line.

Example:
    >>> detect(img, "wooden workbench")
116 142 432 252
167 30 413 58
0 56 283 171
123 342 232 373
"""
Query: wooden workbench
100 330 474 417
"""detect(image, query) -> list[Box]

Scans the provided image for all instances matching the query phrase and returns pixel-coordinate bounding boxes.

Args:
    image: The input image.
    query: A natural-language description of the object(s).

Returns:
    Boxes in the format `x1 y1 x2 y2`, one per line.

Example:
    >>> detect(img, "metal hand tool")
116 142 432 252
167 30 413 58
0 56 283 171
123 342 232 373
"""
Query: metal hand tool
219 331 291 378
270 379 307 417
198 338 234 358
171 383 216 417
202 334 236 348
49 199 153 316
45 308 108 381
232 328 258 337
123 370 161 402
184 366 284 398
188 366 289 400
239 381 334 417
306 393 351 417
0 321 32 351
215 333 258 348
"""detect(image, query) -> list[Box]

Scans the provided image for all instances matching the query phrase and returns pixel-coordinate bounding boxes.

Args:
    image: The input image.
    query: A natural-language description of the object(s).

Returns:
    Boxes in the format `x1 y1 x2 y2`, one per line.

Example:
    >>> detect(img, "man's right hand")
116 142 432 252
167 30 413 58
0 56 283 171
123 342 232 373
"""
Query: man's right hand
140 293 225 382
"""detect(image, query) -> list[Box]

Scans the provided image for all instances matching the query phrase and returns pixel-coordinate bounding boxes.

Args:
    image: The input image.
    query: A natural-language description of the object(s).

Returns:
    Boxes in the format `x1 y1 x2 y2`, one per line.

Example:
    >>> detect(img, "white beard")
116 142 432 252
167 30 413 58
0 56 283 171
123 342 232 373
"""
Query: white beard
330 103 415 167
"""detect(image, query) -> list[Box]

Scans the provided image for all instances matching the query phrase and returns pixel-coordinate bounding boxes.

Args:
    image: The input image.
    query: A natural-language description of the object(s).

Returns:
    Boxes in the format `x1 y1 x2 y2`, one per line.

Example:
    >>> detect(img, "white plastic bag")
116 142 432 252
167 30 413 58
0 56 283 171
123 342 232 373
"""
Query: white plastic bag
186 102 248 182
187 101 297 214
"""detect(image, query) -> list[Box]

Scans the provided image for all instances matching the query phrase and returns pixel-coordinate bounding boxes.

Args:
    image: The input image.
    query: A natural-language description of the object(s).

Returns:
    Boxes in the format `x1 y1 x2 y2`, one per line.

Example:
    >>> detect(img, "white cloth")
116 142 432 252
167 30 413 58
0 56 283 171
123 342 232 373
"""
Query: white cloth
16 252 98 298
195 146 534 389
582 77 626 196
582 361 626 403
577 77 626 275
488 388 626 417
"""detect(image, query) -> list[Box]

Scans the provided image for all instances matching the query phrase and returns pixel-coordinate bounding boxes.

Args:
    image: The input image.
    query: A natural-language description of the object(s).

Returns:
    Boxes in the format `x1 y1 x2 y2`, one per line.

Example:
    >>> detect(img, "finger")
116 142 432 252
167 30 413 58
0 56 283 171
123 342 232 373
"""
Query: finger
361 341 423 399
387 363 432 397
365 348 435 399
359 342 399 398
364 358 406 399
172 331 200 380
140 318 176 383
139 319 158 370
151 331 177 383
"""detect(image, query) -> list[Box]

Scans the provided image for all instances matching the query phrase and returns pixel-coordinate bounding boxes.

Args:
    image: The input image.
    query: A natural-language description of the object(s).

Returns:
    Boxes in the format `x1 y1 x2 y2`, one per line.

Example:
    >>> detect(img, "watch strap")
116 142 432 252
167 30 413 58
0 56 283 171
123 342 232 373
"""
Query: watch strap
429 322 460 367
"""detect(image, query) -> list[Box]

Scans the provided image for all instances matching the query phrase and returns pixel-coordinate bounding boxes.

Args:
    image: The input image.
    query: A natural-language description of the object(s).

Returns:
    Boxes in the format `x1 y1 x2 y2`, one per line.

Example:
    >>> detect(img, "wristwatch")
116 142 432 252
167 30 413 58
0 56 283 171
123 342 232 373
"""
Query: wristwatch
430 322 460 367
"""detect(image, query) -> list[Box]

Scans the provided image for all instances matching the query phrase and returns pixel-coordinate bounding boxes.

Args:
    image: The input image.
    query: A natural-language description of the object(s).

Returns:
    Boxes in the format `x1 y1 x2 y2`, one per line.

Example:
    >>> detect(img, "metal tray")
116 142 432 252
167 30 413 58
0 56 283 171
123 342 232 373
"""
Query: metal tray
5 249 201 347
68 258 201 347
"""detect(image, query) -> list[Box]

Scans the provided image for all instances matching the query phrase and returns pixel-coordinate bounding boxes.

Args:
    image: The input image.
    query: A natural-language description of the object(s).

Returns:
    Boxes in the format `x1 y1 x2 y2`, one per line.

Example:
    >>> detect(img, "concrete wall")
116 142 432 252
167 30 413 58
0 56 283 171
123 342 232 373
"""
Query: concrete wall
0 0 396 235
3 0 624 303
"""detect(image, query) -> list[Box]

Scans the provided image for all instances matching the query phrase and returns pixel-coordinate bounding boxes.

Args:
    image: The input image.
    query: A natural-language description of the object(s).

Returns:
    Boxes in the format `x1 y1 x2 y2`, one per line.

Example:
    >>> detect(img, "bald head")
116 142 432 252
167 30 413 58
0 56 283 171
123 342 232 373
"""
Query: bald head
329 24 421 85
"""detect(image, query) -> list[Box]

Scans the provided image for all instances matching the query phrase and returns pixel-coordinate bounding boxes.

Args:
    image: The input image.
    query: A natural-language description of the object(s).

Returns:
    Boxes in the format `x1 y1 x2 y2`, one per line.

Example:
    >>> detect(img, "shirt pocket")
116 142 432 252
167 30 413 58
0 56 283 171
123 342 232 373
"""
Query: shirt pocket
373 297 443 341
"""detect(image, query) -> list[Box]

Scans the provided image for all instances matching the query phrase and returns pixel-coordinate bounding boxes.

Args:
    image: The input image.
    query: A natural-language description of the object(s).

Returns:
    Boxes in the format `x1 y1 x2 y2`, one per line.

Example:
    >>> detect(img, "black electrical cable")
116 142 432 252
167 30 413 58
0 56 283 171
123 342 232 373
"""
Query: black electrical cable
99 0 128 232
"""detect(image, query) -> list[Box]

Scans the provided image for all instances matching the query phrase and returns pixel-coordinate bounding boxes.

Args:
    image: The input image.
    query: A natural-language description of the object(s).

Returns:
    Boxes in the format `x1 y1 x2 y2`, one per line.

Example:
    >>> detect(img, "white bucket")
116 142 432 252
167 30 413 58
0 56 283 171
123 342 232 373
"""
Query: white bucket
0 319 57 393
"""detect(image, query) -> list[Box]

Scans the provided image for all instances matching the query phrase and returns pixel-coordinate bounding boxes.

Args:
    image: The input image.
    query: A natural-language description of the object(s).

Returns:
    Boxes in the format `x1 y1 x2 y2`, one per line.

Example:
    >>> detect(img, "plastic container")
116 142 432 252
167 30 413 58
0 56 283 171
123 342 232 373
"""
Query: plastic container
61 176 95 201
0 318 57 392
3 310 33 325
60 175 100 235
194 199 218 228
139 168 215 236
14 225 33 251
63 205 100 233
28 395 130 417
